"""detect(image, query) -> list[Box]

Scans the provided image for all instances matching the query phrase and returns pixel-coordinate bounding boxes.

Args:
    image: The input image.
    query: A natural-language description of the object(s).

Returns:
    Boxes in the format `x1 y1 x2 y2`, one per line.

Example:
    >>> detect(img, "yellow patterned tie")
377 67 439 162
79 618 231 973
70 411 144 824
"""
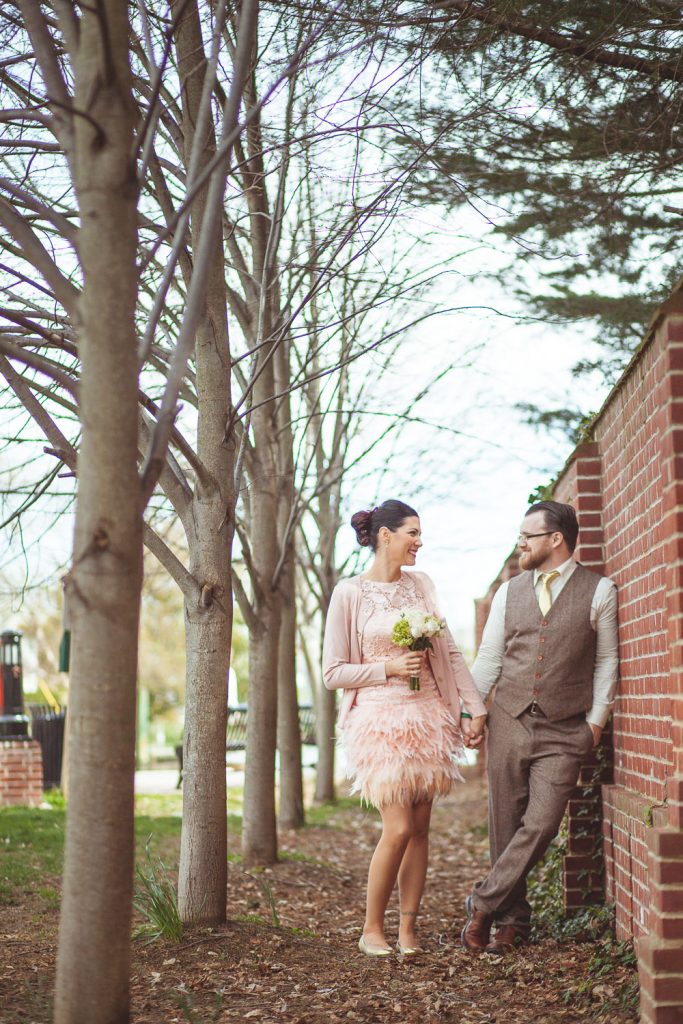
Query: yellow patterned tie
538 571 560 616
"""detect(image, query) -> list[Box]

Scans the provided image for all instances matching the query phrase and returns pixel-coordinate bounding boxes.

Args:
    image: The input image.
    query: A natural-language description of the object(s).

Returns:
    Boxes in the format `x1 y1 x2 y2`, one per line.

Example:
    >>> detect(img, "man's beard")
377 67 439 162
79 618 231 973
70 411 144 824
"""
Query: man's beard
519 550 544 571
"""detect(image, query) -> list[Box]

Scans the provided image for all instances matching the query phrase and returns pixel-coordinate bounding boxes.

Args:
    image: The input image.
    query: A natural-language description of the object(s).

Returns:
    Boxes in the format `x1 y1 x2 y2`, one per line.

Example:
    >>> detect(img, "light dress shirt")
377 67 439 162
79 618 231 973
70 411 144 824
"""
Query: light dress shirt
471 557 619 729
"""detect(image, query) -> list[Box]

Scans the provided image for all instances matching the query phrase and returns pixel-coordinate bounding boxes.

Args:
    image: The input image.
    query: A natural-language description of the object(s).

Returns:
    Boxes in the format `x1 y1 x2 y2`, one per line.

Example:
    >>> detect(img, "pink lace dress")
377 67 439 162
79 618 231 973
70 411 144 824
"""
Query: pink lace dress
340 572 465 808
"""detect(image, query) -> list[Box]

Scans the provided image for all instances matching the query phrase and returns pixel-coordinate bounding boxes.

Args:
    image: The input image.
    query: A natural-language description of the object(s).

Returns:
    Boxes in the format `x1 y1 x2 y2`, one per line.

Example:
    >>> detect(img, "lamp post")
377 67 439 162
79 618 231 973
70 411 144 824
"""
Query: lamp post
0 631 29 739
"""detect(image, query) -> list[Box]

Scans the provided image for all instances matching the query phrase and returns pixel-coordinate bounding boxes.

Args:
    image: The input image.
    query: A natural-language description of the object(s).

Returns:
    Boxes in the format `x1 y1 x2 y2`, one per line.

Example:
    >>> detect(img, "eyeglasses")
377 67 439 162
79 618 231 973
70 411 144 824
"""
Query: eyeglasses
517 531 556 543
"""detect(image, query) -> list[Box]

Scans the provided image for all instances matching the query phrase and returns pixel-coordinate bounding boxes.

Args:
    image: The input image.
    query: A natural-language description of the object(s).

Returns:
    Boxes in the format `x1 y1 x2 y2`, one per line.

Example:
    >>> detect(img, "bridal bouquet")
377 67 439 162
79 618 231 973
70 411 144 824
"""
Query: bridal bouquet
391 608 445 691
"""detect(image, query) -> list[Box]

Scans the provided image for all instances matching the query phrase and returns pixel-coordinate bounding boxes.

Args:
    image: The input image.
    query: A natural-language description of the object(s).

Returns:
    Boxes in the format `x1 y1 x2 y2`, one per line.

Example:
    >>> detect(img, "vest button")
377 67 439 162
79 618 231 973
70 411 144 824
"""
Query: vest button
541 620 549 627
533 686 540 694
534 674 541 681
537 655 543 662
539 637 545 644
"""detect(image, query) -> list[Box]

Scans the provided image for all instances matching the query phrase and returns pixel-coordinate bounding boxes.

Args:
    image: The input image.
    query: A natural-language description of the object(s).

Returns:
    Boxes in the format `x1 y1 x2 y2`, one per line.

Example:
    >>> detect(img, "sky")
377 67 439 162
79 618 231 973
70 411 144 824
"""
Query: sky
335 328 608 652
327 202 612 652
0 210 612 664
0 50 617 669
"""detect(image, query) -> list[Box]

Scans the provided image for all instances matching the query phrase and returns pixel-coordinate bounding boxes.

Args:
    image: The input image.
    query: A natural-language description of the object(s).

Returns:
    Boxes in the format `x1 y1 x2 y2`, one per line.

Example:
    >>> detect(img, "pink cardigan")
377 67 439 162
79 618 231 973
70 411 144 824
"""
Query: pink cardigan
322 570 487 727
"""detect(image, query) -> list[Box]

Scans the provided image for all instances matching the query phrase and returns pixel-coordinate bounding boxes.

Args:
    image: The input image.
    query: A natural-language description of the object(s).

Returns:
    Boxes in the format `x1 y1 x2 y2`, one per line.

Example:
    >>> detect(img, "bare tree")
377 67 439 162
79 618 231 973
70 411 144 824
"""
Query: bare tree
0 0 482 903
1 1 145 1020
0 0 258 1013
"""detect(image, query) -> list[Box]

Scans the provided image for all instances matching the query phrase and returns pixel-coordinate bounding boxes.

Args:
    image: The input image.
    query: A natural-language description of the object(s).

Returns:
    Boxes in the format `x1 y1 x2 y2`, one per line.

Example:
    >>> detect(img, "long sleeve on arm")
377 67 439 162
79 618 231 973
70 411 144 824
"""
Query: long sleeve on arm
470 582 508 702
322 584 387 691
587 579 619 729
445 628 487 717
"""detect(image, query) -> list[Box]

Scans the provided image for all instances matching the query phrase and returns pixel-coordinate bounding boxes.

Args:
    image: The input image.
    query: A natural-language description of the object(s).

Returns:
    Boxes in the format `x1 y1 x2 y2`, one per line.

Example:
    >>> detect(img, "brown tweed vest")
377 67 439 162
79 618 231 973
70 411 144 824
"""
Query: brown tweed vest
494 564 601 722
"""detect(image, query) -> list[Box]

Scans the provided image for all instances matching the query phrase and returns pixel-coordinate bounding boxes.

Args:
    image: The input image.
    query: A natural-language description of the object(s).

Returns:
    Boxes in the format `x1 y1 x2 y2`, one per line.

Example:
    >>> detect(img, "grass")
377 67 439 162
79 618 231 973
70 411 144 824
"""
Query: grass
0 806 65 903
0 790 359 923
0 803 184 908
133 842 184 942
304 796 374 827
134 792 183 817
134 787 243 819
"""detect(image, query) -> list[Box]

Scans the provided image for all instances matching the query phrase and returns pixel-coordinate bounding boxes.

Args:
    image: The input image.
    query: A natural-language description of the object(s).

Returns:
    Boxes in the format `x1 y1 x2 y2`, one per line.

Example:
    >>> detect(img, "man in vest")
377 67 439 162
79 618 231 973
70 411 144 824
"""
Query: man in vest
461 500 619 954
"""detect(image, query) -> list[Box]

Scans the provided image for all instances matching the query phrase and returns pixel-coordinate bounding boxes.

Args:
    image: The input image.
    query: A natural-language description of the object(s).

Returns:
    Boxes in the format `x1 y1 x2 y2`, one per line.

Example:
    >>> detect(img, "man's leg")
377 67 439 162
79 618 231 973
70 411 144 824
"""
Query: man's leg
476 713 593 938
485 703 533 871
462 704 531 951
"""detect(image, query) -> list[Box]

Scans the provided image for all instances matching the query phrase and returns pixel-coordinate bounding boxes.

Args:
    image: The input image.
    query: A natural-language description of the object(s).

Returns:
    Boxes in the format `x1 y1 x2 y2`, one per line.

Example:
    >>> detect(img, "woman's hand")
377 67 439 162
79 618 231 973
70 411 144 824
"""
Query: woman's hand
462 714 487 748
385 650 424 679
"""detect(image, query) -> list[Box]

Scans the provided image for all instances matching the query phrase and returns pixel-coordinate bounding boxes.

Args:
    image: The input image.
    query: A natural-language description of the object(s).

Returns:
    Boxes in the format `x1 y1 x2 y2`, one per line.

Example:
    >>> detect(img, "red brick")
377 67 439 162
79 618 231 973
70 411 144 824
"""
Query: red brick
640 965 683 1003
653 914 683 940
638 937 683 974
653 888 683 914
641 988 683 1024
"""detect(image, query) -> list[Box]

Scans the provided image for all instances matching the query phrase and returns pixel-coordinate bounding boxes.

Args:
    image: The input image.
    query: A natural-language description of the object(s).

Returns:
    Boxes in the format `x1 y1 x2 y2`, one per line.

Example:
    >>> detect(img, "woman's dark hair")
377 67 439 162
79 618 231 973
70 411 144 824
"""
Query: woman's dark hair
526 500 579 553
350 499 418 551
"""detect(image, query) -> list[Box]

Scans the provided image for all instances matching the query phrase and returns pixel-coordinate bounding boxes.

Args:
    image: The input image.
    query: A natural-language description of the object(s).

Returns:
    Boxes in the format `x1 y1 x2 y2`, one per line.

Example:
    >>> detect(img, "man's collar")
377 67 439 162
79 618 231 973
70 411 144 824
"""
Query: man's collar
533 557 575 583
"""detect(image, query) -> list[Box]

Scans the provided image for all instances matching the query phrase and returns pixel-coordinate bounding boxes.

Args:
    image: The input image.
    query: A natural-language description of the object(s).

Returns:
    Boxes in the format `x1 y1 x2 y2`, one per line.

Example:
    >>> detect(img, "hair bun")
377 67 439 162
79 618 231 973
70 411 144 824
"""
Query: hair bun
350 509 373 547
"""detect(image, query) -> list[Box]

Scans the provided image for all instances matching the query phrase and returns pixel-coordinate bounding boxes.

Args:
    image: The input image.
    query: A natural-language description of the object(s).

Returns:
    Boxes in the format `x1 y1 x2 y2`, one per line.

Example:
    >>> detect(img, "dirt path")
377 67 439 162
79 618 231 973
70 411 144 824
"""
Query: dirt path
1 775 638 1023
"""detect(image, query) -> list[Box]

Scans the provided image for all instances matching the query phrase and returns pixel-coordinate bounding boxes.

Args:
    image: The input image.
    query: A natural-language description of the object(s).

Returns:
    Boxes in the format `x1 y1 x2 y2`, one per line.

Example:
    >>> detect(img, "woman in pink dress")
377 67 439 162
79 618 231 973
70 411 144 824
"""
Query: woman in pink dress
323 499 487 957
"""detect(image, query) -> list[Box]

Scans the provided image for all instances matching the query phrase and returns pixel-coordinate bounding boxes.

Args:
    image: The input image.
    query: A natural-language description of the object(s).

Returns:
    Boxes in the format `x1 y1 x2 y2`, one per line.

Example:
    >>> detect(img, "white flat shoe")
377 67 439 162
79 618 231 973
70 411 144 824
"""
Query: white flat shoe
358 935 392 957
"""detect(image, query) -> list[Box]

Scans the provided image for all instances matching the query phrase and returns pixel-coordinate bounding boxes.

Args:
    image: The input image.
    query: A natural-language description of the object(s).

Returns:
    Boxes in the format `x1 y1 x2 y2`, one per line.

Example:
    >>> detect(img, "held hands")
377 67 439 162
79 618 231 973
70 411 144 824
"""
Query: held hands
385 650 424 680
461 714 487 749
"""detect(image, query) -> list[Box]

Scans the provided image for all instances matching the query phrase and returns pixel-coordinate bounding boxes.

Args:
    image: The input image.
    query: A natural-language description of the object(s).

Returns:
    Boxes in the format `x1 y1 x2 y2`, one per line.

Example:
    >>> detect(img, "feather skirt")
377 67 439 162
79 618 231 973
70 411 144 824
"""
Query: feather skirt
340 691 465 808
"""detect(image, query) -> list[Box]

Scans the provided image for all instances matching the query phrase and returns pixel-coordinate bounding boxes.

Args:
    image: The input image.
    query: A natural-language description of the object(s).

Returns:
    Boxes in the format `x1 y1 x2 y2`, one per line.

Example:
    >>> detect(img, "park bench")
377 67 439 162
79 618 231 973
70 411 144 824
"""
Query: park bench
174 703 316 787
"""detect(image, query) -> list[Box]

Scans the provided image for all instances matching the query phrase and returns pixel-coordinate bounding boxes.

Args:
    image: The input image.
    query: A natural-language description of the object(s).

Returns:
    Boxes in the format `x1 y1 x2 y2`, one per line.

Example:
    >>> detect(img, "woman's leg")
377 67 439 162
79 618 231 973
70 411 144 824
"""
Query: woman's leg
397 800 433 947
362 803 414 945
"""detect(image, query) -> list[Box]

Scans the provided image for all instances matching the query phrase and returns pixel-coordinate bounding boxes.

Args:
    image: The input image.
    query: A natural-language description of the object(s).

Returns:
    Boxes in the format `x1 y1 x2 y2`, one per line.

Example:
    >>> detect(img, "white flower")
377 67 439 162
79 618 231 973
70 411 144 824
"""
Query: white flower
401 607 444 640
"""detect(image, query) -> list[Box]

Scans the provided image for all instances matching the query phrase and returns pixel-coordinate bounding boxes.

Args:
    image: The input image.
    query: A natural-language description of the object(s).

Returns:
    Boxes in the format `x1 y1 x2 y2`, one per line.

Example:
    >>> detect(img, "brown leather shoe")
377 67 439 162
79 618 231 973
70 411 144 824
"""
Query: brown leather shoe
485 924 527 954
461 895 492 952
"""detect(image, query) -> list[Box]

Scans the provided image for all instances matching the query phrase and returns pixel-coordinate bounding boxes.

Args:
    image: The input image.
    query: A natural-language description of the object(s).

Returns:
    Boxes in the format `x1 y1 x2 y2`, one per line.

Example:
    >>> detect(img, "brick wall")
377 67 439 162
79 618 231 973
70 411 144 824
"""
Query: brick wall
0 739 44 806
475 301 683 1022
581 326 673 947
552 444 613 911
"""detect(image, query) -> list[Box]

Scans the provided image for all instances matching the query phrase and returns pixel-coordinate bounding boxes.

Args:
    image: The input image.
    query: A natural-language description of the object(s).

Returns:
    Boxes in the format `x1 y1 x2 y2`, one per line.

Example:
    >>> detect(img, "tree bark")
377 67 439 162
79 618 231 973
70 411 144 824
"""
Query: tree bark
313 668 337 803
239 40 283 865
171 0 235 924
179 570 232 922
277 557 304 829
53 2 142 1021
314 571 339 803
243 593 281 863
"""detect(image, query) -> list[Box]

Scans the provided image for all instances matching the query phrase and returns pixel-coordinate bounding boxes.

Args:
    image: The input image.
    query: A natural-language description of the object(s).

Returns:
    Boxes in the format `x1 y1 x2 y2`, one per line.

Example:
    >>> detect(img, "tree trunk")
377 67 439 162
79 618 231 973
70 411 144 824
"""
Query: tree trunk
172 0 235 924
54 4 141 1021
243 596 281 864
179 579 231 922
277 558 304 828
239 39 283 863
313 577 339 804
314 679 337 803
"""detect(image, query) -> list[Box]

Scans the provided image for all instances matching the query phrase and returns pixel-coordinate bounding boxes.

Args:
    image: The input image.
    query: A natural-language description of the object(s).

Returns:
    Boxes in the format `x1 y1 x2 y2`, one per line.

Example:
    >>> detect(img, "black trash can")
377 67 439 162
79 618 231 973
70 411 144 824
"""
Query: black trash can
28 705 66 789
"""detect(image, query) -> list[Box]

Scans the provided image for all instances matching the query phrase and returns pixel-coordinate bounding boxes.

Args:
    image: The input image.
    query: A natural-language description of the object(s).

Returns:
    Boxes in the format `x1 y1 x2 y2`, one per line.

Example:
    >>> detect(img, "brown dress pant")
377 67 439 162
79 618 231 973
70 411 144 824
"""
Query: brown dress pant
472 702 594 932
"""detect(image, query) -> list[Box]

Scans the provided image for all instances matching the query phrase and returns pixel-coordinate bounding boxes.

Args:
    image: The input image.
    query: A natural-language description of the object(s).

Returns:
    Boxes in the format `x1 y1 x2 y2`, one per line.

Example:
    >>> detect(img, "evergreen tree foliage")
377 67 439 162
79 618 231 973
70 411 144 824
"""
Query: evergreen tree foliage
387 0 683 426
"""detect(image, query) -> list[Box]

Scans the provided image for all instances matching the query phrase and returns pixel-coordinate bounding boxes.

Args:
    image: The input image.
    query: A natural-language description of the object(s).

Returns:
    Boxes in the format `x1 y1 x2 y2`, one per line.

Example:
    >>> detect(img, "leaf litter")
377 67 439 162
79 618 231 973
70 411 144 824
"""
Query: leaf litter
0 772 638 1022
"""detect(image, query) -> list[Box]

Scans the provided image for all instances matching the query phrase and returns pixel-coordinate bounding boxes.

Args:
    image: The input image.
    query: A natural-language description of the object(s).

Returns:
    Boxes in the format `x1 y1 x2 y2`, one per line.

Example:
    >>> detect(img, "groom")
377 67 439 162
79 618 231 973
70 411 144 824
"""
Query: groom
462 500 619 953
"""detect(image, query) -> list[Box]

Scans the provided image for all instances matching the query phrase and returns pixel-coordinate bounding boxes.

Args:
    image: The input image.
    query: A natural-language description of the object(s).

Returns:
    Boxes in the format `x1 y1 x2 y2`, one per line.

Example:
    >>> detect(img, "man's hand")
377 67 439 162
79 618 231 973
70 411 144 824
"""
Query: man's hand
462 714 487 748
588 722 603 748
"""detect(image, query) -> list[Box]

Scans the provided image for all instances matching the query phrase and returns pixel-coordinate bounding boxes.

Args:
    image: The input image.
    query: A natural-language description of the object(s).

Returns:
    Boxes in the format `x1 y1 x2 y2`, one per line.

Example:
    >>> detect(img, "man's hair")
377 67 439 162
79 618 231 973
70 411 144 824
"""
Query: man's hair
526 500 579 553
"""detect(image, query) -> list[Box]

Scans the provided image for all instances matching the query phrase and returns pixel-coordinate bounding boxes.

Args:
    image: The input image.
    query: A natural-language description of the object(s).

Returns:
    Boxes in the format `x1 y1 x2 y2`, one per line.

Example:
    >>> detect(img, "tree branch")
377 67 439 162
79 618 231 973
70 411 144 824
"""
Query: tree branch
433 0 683 82
0 353 77 471
231 566 257 633
142 521 200 602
